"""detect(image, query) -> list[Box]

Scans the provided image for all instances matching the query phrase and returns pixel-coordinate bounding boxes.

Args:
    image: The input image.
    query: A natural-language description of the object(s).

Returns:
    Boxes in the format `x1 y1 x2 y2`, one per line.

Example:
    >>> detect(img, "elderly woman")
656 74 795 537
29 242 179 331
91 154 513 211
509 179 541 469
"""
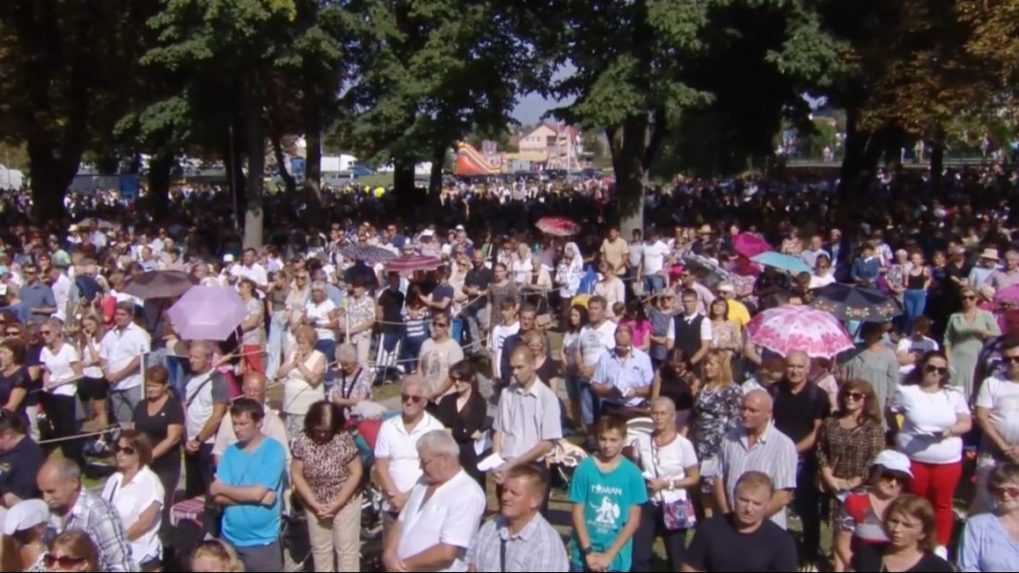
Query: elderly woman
101 430 165 571
132 365 184 520
944 286 1000 399
630 397 700 572
850 495 953 572
958 463 1019 572
292 400 363 573
279 325 328 437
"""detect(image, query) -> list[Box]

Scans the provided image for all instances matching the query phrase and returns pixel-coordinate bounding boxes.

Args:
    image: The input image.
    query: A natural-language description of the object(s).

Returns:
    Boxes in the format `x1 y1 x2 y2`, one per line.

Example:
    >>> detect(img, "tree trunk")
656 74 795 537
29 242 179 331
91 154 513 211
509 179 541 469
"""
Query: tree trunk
147 151 174 221
429 143 446 194
242 83 265 248
270 132 297 196
303 95 324 209
607 115 651 237
393 157 416 198
28 142 81 222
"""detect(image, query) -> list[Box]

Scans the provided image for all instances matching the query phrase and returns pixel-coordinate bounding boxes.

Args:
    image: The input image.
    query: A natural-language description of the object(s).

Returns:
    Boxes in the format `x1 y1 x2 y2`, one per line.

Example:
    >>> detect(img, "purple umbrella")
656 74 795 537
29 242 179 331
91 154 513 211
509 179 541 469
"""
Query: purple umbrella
167 286 247 341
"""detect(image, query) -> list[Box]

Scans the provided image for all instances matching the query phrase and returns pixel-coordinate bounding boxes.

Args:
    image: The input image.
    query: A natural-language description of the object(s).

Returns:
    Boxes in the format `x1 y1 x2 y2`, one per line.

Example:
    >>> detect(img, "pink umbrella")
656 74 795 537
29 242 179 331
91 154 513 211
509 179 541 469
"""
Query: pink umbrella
747 305 854 358
385 255 442 274
733 233 772 258
167 286 247 341
535 216 580 237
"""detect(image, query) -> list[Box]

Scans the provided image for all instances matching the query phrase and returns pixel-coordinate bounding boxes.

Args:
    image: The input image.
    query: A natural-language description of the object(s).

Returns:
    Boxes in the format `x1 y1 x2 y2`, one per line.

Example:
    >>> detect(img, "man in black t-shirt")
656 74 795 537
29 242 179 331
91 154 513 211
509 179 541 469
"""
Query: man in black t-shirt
0 411 43 508
376 272 406 383
770 350 831 567
683 472 798 572
463 250 494 349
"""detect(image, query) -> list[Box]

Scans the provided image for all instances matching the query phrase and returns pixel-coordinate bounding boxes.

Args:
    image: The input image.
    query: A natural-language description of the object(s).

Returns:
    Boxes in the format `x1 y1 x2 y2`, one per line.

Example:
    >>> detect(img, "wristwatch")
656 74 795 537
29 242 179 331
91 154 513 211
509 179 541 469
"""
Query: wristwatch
583 546 595 556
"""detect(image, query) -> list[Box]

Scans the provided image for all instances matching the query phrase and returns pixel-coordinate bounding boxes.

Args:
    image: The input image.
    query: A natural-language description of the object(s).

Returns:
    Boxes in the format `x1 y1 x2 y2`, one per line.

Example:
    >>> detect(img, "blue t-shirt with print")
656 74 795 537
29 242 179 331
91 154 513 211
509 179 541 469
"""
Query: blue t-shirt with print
568 456 648 572
218 436 286 547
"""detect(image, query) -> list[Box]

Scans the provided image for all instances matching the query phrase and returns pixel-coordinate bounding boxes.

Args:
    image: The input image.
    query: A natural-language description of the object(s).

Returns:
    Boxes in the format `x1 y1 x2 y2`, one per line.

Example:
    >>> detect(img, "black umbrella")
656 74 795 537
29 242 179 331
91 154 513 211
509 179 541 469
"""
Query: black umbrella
340 244 397 265
810 283 903 322
123 270 194 300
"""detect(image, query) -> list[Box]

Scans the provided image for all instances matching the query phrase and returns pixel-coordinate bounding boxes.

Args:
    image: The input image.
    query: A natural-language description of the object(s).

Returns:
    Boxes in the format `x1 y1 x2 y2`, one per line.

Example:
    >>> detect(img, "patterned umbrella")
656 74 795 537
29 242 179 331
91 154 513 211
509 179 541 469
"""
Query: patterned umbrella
811 283 903 322
123 271 194 299
340 244 397 265
733 233 772 258
682 253 731 288
747 305 855 358
167 286 247 341
535 216 580 237
751 251 812 275
385 255 442 274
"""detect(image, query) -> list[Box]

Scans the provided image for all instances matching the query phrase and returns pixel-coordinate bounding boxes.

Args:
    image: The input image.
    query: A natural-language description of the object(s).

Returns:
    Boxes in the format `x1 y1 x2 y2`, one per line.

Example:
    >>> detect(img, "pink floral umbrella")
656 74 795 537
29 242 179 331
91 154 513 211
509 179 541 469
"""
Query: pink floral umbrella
747 305 855 358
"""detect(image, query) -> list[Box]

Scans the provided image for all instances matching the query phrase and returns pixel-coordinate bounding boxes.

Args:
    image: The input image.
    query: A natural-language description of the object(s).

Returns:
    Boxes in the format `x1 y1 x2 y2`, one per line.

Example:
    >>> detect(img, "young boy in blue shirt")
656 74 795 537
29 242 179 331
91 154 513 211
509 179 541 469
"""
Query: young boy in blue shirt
569 415 647 572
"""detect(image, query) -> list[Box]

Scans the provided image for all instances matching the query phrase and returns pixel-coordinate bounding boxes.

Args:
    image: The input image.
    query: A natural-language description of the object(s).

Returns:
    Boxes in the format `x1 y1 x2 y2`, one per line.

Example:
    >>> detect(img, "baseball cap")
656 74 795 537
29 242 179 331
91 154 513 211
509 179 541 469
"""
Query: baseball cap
717 283 735 294
3 499 49 535
223 254 235 263
871 450 913 478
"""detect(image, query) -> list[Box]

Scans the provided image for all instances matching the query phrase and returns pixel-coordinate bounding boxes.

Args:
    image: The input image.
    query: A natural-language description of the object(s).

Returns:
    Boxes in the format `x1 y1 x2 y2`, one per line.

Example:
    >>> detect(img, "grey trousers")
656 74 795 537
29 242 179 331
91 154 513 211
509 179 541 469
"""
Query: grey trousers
234 539 283 573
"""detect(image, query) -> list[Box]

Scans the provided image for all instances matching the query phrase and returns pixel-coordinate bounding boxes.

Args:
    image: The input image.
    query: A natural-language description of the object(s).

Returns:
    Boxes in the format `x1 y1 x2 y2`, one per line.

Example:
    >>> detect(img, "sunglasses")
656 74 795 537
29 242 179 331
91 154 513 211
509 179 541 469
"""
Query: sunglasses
962 295 977 300
925 365 948 376
991 486 1019 498
845 392 866 401
1004 356 1019 365
880 472 908 485
401 394 425 404
114 446 136 455
44 554 87 568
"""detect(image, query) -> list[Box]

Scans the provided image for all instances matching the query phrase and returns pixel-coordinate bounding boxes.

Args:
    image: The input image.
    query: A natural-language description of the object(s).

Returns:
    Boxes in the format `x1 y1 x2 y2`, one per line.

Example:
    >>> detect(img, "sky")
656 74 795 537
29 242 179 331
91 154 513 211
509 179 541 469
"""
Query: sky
512 92 561 125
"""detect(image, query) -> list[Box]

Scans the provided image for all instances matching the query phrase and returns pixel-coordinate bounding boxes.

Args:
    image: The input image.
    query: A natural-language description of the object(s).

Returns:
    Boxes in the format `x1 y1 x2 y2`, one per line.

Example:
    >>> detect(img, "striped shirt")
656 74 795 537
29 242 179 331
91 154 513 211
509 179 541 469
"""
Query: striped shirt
467 514 570 572
718 422 798 529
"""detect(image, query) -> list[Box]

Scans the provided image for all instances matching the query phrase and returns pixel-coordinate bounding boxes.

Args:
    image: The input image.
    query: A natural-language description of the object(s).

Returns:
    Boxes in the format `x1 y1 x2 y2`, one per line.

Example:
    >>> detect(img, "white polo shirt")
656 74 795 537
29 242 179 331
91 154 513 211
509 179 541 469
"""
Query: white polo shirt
99 323 152 391
373 412 445 494
101 466 165 564
397 469 486 572
578 321 617 368
305 299 337 341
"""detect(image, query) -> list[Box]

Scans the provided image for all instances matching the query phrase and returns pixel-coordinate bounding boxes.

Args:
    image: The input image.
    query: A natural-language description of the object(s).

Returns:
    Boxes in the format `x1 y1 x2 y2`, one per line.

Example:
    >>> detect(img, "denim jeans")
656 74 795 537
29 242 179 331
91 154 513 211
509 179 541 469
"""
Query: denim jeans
567 374 599 427
644 274 666 295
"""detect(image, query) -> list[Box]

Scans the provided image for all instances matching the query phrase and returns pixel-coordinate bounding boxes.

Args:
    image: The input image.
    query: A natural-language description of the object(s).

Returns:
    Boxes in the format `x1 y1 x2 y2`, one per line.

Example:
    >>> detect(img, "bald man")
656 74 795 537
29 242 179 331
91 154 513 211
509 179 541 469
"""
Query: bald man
715 390 798 530
771 351 831 565
37 459 136 571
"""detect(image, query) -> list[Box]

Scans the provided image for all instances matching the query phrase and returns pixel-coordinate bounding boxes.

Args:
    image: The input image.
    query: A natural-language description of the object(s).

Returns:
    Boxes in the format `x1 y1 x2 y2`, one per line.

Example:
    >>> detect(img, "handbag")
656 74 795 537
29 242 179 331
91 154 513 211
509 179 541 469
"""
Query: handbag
650 438 697 531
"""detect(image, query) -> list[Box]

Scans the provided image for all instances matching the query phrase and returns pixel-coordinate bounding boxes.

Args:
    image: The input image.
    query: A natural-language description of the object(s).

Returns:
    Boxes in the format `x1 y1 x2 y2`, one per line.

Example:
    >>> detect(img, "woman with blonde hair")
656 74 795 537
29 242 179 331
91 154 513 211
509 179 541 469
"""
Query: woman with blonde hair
691 348 742 517
43 530 100 572
190 539 245 572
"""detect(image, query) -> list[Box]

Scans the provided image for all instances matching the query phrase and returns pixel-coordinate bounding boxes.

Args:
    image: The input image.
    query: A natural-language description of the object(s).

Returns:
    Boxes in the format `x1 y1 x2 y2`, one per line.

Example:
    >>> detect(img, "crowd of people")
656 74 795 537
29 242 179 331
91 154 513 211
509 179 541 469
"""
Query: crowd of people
1 167 1019 572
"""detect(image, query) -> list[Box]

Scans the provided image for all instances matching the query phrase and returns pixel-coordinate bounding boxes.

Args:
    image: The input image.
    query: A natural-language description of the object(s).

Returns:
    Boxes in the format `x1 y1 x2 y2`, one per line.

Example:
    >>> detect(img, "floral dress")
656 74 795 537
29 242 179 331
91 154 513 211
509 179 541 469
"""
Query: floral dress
692 382 744 474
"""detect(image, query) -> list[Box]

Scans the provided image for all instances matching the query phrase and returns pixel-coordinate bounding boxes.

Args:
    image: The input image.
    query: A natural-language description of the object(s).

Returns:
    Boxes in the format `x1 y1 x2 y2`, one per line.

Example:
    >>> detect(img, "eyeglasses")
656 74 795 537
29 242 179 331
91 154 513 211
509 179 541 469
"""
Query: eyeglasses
845 392 866 401
44 554 87 568
114 446 136 456
401 394 425 404
925 365 948 376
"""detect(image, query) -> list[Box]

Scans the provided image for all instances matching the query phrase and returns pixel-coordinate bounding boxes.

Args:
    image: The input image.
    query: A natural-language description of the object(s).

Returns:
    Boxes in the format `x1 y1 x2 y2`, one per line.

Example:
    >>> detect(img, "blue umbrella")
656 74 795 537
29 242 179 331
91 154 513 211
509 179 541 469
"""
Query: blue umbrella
751 251 812 275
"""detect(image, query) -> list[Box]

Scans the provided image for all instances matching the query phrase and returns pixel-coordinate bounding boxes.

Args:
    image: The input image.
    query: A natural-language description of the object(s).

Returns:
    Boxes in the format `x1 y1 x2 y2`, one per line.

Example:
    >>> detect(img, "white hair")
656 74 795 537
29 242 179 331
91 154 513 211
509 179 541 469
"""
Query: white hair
416 430 461 458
